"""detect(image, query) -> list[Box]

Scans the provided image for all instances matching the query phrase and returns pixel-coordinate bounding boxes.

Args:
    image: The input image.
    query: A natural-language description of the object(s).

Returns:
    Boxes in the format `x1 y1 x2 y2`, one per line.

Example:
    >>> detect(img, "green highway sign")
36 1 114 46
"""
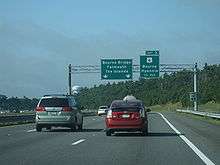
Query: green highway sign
101 59 132 80
189 92 197 102
145 50 159 55
140 54 160 78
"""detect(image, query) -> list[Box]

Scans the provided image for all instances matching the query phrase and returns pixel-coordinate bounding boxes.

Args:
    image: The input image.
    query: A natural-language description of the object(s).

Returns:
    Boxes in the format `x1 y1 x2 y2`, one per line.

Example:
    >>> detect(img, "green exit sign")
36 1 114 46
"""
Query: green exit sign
101 59 132 80
140 54 160 78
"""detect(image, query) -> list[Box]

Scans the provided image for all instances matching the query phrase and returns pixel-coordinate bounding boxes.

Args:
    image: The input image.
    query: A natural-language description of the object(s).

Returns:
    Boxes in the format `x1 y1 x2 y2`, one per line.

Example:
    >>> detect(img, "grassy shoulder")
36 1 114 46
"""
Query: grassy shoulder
148 102 220 125
148 102 182 112
149 102 220 113
198 101 220 113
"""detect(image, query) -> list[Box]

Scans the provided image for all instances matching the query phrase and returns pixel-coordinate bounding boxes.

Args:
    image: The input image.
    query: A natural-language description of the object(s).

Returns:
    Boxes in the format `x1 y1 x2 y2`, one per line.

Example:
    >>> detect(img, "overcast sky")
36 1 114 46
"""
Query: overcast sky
0 0 220 97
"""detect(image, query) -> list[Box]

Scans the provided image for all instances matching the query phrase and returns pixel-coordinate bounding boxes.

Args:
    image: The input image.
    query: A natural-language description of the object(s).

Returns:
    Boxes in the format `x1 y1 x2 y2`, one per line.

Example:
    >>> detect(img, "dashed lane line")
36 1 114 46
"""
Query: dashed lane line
72 139 86 146
27 129 36 133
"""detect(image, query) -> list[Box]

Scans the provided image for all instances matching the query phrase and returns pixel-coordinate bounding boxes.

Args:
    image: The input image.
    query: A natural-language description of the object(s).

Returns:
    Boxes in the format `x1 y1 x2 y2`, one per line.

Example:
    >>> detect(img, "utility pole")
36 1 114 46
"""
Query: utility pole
193 63 198 111
68 64 72 95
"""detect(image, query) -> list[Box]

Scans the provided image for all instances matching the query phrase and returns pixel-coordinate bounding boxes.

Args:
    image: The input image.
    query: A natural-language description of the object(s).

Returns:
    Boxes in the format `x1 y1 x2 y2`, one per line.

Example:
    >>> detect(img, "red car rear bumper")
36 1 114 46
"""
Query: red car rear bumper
105 118 147 130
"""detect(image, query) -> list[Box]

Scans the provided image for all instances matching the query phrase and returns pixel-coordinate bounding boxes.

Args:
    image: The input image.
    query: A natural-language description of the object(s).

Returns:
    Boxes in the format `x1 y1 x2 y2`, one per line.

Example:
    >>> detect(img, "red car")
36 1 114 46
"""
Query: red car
105 99 149 136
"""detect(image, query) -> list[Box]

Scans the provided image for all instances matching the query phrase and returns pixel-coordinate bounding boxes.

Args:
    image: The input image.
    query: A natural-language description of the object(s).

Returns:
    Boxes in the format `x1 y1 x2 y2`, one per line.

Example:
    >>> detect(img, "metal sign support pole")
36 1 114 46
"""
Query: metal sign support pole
193 63 198 111
68 64 72 95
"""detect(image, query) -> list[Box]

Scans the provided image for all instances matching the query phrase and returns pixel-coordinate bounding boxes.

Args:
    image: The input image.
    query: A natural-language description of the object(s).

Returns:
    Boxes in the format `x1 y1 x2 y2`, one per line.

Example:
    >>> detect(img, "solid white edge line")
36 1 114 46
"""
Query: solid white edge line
72 139 86 146
157 112 215 165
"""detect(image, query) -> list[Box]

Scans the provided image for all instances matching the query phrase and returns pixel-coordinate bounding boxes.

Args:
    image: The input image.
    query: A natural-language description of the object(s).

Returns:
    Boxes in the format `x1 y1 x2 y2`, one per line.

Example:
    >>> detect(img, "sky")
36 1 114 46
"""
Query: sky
0 0 220 97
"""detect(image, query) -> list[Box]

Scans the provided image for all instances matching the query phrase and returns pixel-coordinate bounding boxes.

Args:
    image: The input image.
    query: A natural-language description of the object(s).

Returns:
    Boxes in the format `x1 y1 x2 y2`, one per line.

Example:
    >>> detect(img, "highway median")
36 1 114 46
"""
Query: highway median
0 110 98 127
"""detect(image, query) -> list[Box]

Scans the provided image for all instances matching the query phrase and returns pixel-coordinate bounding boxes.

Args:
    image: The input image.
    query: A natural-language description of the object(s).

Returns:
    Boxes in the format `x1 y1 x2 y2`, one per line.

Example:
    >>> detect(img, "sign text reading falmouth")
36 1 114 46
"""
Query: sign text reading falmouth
101 59 132 80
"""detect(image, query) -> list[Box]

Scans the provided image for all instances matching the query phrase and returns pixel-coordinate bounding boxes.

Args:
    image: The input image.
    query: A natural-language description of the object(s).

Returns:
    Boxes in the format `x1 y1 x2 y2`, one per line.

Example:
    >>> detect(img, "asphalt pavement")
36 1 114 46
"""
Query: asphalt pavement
0 112 219 165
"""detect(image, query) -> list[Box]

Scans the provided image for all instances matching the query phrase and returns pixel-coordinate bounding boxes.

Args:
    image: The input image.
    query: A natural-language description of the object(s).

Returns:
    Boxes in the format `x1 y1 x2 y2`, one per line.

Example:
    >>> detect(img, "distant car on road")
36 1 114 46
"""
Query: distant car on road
35 94 83 132
98 106 108 116
105 99 149 136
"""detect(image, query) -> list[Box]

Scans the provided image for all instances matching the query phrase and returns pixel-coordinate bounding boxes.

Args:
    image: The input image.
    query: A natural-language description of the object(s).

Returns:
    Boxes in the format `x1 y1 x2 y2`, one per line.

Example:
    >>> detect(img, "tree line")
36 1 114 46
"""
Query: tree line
76 64 220 109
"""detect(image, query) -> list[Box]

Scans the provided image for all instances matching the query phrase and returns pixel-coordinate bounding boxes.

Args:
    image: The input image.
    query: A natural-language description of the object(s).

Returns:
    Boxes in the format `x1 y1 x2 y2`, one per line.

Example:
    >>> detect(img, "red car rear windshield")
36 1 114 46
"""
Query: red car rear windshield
111 107 141 112
111 100 144 112
39 98 69 107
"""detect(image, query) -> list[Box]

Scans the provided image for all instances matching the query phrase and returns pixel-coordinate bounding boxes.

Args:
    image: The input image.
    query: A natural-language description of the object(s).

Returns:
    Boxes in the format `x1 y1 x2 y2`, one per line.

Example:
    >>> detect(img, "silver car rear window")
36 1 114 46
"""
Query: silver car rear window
39 98 69 107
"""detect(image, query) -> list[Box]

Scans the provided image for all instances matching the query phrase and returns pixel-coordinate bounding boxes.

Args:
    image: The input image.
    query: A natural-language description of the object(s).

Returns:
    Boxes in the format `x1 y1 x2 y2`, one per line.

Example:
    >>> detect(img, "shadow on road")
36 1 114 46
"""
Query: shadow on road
113 132 181 137
148 132 181 137
44 128 104 133
81 128 104 132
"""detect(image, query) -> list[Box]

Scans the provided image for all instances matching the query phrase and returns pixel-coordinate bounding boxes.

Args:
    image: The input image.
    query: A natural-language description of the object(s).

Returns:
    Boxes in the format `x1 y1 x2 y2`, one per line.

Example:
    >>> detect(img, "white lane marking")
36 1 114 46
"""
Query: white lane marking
158 112 215 165
71 139 86 146
27 129 36 133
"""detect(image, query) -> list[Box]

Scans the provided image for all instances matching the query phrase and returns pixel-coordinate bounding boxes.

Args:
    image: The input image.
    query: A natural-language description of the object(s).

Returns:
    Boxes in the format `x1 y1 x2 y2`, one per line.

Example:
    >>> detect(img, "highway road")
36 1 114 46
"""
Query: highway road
0 112 219 165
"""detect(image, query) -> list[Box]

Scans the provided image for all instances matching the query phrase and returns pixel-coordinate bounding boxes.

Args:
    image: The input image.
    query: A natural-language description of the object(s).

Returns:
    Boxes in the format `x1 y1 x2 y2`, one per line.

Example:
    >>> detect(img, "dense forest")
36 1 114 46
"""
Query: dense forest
76 64 220 109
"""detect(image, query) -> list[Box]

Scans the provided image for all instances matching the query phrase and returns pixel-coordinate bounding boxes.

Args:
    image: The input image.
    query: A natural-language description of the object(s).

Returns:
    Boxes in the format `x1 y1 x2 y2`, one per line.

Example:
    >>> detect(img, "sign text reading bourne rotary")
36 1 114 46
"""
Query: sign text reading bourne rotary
101 59 132 80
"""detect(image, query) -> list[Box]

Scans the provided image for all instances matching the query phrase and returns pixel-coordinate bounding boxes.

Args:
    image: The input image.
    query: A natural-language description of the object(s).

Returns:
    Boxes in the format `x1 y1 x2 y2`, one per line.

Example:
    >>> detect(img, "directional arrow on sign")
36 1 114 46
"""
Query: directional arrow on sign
126 74 131 78
103 75 108 78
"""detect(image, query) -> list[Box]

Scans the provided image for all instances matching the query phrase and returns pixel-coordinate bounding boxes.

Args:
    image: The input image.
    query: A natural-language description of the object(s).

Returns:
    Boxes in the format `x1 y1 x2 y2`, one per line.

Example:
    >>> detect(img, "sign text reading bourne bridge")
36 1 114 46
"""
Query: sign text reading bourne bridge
101 59 132 80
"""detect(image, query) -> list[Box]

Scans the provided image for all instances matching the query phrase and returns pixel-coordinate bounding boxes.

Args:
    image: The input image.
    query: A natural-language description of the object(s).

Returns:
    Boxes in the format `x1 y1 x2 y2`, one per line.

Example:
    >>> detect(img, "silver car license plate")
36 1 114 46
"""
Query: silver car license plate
49 112 57 116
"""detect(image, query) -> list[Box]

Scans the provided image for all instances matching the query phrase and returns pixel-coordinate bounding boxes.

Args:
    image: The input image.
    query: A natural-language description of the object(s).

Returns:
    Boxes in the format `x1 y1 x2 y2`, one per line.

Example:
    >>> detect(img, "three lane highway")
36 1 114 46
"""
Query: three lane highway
0 112 219 165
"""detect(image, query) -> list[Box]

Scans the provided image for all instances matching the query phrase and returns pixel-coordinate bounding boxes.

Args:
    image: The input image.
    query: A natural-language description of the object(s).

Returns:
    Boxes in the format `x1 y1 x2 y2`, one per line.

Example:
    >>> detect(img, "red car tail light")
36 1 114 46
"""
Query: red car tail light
35 106 45 112
112 112 118 118
62 107 72 112
132 112 140 119
136 113 141 119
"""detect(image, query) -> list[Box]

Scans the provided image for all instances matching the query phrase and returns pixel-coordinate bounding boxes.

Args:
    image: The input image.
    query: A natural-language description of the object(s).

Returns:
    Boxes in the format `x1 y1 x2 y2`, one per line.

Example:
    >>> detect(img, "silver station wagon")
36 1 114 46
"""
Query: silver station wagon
35 94 83 132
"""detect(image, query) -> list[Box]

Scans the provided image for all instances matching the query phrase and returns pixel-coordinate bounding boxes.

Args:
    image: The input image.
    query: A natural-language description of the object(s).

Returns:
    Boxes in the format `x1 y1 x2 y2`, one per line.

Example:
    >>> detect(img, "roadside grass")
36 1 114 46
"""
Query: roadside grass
149 102 182 112
149 102 220 125
198 101 220 113
149 102 220 113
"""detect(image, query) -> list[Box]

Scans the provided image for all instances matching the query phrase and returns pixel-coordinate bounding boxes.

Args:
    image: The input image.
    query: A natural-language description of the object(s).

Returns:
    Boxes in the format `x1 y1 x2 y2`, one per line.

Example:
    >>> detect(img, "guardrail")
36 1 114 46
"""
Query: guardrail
176 109 220 119
0 110 97 126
